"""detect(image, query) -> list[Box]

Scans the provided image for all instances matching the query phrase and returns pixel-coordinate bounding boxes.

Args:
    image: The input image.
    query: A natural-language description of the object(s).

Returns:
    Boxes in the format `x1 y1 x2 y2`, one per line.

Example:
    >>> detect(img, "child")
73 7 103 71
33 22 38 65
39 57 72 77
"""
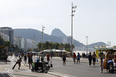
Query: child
100 58 103 73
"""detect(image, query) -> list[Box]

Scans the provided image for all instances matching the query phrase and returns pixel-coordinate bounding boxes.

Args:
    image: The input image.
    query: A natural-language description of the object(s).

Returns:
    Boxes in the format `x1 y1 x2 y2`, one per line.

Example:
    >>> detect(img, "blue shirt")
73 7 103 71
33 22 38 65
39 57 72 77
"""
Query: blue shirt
77 54 80 59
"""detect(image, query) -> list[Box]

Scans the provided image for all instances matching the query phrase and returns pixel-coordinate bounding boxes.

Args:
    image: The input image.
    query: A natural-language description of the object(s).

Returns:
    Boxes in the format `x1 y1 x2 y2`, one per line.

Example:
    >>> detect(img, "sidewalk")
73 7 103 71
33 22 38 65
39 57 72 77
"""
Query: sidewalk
0 56 59 77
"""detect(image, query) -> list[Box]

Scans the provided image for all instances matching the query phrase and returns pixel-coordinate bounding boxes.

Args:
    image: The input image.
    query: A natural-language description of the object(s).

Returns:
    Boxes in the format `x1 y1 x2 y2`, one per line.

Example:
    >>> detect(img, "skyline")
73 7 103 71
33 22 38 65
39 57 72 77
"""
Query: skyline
0 0 116 46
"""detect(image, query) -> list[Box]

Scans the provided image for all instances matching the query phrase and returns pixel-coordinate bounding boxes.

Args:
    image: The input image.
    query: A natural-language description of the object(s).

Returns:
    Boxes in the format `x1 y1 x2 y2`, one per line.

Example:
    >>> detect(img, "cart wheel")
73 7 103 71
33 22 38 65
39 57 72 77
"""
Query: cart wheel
44 70 48 73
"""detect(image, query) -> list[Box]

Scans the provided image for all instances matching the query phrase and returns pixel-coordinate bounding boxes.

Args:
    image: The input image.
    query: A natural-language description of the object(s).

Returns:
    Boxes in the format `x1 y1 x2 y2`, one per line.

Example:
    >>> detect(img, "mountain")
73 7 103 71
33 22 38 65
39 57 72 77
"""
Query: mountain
14 28 85 47
14 28 63 43
14 28 107 51
51 28 67 38
88 42 107 48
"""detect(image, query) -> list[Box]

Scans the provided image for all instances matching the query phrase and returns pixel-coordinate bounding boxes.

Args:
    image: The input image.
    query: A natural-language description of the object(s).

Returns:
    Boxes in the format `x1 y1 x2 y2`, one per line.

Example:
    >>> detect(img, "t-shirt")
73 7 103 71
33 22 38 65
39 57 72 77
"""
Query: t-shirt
88 55 92 60
92 54 96 58
77 54 80 59
108 55 113 60
73 54 76 58
47 54 50 59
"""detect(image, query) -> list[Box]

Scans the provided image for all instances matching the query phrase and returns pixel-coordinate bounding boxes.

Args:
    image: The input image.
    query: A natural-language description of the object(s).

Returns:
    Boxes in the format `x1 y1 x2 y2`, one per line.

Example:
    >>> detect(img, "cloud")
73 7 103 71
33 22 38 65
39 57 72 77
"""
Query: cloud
0 0 42 14
0 17 44 27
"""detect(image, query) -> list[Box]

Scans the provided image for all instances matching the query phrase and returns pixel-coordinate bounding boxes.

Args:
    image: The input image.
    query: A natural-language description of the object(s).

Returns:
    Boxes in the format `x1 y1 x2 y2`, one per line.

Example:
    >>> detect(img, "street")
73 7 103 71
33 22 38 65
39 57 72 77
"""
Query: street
50 60 116 77
0 55 116 77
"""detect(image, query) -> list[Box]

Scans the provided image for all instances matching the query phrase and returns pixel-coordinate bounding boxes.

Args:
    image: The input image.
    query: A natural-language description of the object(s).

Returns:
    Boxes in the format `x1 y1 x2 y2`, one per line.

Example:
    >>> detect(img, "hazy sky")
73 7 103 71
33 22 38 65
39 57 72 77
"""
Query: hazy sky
0 0 116 46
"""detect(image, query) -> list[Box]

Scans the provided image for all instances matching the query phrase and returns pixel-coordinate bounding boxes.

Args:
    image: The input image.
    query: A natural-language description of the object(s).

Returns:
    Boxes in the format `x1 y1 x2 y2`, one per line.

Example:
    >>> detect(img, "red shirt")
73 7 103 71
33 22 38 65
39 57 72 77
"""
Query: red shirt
108 55 113 60
73 54 76 58
46 54 50 59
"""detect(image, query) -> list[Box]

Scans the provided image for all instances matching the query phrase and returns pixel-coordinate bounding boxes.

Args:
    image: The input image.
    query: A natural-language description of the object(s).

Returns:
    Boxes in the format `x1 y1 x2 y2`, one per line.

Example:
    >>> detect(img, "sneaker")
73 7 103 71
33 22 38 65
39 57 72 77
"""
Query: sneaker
100 71 103 73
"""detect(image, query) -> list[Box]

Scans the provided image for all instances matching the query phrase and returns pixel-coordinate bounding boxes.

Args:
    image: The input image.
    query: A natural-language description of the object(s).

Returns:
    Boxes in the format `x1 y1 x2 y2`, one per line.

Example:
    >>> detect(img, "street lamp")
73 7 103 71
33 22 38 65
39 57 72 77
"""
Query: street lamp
42 25 45 51
71 2 77 56
86 36 88 53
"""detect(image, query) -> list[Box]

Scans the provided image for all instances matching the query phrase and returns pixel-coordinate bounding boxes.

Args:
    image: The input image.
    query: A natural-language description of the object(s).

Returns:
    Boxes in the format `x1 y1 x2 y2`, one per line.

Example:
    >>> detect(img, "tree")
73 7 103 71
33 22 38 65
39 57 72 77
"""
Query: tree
37 43 42 50
0 35 4 41
37 41 75 52
4 41 10 47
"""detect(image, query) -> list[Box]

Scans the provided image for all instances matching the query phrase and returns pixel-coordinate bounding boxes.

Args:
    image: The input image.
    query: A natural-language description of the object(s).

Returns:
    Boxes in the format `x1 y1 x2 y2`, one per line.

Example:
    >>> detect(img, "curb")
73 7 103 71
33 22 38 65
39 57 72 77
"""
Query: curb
48 72 77 77
7 73 13 77
48 72 61 77
23 63 62 77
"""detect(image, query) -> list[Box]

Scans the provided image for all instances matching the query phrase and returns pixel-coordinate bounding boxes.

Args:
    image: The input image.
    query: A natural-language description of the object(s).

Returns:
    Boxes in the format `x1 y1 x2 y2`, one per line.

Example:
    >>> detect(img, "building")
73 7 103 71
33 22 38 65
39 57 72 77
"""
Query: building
14 36 21 48
0 27 14 44
14 36 38 51
0 32 9 41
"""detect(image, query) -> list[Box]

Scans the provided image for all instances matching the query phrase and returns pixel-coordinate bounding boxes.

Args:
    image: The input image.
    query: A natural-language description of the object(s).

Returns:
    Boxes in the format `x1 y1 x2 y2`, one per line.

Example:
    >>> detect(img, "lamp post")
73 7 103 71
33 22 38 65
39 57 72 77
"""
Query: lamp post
71 2 77 56
86 36 88 53
42 25 45 51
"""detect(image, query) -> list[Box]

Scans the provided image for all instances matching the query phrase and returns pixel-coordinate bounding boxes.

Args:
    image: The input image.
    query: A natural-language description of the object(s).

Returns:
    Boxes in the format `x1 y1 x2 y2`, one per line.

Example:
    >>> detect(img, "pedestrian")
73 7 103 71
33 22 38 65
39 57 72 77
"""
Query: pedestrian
103 51 109 72
28 53 33 69
18 53 21 58
77 53 80 64
114 55 116 69
4 53 8 63
41 52 44 62
46 53 50 63
100 58 104 73
108 52 113 60
88 52 92 67
12 57 22 70
24 53 27 64
51 52 53 58
62 53 66 65
92 52 97 67
83 53 85 59
73 53 76 64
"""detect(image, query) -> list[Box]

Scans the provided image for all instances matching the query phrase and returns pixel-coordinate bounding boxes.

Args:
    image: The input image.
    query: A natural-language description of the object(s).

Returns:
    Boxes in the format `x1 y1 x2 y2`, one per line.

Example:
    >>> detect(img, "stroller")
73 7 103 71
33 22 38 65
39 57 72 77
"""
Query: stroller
107 60 115 73
31 58 50 73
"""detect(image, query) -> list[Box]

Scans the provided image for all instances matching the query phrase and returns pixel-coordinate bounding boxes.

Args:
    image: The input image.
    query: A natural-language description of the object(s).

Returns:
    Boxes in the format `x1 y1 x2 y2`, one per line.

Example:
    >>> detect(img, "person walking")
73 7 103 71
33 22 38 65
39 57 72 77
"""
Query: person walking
100 58 104 73
62 53 66 66
46 53 50 63
4 53 8 64
77 53 80 64
88 52 92 67
92 52 96 67
24 53 27 64
73 53 76 64
28 53 33 69
12 57 22 70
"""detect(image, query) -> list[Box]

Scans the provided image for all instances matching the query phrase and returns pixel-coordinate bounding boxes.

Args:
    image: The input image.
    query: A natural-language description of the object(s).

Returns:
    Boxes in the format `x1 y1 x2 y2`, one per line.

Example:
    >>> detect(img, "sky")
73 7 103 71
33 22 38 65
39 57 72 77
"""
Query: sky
0 0 116 46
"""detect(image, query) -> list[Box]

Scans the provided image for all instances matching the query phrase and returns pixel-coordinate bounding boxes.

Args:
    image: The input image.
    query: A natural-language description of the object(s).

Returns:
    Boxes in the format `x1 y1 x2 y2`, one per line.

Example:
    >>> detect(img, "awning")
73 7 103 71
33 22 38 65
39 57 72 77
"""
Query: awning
94 47 112 51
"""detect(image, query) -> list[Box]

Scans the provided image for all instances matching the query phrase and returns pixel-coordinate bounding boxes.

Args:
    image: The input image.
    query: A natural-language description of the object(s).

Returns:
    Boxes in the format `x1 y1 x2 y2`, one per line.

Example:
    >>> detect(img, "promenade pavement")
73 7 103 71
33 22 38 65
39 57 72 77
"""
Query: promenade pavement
0 56 100 77
0 56 59 77
41 56 100 64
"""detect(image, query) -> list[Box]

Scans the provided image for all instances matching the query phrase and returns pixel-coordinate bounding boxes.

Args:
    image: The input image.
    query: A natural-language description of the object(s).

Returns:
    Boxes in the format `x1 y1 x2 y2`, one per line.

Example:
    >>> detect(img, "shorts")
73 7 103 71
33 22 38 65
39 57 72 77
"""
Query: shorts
63 58 66 61
4 57 7 60
28 59 33 63
77 58 80 60
73 58 76 62
47 59 50 62
93 58 96 62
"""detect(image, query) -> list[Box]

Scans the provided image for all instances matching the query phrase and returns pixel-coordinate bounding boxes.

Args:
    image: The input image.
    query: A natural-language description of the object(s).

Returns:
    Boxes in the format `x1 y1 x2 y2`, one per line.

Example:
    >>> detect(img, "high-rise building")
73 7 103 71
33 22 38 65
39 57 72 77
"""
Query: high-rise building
0 32 9 41
0 27 14 44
